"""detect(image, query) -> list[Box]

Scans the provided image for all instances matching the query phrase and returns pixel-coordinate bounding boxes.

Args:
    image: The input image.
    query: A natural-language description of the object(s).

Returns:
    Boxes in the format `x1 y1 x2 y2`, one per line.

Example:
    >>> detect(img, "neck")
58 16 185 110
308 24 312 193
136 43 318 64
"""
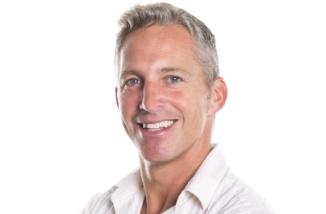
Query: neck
139 141 213 214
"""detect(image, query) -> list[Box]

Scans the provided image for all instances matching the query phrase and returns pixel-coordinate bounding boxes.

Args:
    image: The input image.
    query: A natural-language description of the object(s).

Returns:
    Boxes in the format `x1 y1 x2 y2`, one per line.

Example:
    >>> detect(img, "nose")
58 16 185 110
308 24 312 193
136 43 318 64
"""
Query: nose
139 81 162 112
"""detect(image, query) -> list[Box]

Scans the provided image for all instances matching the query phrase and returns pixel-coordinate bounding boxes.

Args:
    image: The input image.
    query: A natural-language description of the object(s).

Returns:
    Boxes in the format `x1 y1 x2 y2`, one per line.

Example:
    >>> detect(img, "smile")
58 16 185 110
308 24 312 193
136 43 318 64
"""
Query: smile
139 120 176 132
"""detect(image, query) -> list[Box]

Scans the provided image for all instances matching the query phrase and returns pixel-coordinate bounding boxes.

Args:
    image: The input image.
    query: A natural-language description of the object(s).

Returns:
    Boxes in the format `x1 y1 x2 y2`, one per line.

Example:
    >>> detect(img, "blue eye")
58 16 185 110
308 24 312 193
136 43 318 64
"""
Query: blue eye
124 78 141 87
167 75 182 84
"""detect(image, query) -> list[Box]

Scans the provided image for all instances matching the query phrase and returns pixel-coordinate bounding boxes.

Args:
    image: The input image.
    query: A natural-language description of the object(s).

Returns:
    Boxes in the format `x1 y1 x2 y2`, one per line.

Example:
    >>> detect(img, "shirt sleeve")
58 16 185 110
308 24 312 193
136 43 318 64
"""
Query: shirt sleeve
81 193 104 214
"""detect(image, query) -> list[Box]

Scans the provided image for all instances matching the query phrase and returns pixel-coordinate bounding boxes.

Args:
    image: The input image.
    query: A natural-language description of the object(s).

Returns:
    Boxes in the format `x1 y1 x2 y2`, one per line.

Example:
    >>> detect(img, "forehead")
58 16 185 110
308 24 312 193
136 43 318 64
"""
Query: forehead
119 25 201 75
123 24 195 49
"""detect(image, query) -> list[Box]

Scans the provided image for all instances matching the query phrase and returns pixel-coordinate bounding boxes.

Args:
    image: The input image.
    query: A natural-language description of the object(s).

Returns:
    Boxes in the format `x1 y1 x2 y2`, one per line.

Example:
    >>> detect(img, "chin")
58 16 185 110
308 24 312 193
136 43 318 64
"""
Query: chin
140 148 176 164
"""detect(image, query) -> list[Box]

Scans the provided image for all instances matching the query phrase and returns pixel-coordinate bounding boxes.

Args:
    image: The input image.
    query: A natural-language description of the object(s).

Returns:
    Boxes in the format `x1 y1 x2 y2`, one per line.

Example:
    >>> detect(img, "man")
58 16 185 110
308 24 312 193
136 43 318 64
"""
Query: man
83 2 274 214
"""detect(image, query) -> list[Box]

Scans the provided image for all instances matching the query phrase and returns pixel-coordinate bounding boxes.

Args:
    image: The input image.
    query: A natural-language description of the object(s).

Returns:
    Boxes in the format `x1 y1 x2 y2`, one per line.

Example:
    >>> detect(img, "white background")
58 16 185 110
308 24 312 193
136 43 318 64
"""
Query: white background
0 0 325 213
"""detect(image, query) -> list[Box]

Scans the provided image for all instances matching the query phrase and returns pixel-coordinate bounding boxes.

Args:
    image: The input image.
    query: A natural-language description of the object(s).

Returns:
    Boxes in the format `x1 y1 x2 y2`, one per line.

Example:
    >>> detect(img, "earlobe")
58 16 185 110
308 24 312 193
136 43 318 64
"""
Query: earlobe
208 77 227 115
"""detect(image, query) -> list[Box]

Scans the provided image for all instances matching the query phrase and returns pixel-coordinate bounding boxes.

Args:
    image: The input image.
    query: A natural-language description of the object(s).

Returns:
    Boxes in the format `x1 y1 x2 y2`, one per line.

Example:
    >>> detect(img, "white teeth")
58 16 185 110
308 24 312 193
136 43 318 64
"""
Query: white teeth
142 120 174 130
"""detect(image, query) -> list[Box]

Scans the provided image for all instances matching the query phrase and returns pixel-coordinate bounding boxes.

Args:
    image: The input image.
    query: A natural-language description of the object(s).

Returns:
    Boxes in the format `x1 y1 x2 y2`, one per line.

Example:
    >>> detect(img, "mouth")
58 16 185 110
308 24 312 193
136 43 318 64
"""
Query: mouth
137 119 177 132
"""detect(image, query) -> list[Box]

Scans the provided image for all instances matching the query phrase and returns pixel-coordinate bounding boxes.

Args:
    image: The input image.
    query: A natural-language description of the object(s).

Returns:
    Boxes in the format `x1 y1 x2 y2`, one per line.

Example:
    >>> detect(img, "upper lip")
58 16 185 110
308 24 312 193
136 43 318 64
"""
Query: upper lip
135 118 177 124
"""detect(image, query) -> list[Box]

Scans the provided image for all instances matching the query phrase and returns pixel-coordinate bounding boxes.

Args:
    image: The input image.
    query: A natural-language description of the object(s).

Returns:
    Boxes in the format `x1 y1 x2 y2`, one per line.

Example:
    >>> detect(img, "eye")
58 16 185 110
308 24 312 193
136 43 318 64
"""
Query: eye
123 78 141 88
166 75 182 84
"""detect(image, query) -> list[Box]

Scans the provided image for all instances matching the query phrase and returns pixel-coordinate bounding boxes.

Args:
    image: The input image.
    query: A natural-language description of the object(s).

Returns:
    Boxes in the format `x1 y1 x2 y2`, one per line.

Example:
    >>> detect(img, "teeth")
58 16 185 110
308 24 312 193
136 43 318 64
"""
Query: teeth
142 120 174 130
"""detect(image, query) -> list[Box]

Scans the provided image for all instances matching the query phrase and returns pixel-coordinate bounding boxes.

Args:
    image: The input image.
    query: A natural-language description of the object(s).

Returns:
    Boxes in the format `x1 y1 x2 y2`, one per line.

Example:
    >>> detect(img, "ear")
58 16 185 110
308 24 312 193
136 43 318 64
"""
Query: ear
115 87 120 109
208 77 227 115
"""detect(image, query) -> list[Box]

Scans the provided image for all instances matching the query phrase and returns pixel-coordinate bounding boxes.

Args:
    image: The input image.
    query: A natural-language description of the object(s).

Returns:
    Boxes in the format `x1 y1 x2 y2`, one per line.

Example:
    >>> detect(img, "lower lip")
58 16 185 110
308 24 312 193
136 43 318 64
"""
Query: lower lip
139 121 177 138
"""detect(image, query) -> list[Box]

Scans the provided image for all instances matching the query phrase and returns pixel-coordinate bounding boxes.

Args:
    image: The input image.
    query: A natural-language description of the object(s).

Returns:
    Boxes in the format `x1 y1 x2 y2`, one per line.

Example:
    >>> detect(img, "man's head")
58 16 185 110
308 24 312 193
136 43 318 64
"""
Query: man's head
115 2 219 88
115 3 227 164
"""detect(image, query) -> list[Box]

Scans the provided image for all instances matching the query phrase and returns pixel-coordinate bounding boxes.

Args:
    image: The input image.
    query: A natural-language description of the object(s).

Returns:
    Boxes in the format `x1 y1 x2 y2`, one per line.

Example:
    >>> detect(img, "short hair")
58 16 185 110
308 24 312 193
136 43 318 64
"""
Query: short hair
115 2 219 87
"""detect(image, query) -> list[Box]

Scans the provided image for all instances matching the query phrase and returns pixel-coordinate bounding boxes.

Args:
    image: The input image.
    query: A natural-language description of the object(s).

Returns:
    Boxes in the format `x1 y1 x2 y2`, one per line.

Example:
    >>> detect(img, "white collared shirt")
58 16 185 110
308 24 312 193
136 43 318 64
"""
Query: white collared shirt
82 145 274 214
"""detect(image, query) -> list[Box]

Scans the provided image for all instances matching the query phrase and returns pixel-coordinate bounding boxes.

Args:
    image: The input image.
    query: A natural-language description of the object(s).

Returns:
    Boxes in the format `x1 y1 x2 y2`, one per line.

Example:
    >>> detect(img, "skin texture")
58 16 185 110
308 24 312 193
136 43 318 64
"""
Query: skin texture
116 24 227 214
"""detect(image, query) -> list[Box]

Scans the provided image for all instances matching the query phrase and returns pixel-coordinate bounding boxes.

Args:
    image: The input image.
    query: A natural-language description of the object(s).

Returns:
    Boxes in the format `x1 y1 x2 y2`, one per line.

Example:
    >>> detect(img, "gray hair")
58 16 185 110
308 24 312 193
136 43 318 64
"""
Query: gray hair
115 2 219 87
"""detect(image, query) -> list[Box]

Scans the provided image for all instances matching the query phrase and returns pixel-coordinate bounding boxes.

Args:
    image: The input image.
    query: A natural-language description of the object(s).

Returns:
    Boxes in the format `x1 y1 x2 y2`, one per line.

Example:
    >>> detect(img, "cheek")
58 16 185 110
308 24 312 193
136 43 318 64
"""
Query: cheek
166 89 183 100
167 88 207 120
184 90 209 124
119 91 140 121
164 90 186 112
179 86 206 105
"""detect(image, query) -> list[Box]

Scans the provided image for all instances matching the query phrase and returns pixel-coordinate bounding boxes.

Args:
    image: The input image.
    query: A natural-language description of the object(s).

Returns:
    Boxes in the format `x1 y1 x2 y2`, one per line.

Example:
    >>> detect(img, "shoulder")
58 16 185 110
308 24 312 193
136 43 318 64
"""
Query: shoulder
81 187 117 214
81 169 141 214
208 172 275 214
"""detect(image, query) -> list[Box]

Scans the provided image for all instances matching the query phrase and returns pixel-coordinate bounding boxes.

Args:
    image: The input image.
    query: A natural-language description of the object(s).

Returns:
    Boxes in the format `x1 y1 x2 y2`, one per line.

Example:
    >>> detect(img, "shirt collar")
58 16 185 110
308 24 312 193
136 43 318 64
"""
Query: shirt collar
110 169 143 207
183 144 229 210
110 144 229 211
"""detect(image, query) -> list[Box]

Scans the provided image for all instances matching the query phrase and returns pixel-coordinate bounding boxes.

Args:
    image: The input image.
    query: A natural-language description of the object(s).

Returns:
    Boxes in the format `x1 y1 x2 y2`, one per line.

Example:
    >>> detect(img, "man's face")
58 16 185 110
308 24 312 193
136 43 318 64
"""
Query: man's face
116 25 224 163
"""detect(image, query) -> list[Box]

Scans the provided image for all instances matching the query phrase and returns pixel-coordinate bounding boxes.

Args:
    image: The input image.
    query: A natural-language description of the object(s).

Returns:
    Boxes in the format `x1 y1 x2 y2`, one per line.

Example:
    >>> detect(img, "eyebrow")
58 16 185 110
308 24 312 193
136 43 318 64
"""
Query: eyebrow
120 69 140 77
160 67 189 74
120 66 191 78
